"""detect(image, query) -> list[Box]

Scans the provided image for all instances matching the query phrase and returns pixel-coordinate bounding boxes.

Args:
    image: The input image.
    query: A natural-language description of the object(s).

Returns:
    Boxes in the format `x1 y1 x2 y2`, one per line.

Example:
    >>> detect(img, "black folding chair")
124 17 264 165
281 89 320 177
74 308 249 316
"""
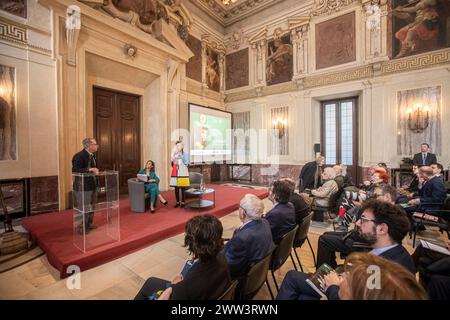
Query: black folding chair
234 248 274 300
217 280 239 300
411 196 450 247
291 212 316 271
265 225 299 299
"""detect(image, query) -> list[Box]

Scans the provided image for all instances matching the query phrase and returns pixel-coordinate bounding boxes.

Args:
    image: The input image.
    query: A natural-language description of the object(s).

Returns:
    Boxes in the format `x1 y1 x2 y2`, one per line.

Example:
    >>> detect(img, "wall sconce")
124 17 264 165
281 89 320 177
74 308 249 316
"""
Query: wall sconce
406 104 430 133
273 118 287 138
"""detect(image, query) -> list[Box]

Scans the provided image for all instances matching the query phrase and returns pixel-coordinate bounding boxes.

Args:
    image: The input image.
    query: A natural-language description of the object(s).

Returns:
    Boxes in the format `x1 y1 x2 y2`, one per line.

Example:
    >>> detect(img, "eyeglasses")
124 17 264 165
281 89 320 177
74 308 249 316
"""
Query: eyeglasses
359 214 376 223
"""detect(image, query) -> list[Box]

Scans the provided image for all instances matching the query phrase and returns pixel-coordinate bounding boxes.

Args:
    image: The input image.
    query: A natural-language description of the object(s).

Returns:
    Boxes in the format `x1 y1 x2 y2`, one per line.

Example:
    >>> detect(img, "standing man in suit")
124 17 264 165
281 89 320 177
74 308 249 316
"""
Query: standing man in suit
72 138 99 234
224 194 275 278
298 155 325 192
276 199 414 300
413 143 437 167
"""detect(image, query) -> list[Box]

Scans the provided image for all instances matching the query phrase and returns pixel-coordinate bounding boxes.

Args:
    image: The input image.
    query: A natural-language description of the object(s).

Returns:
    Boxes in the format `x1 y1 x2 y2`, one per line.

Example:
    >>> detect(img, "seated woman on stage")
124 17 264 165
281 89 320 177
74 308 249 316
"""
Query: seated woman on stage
134 215 231 300
138 160 168 213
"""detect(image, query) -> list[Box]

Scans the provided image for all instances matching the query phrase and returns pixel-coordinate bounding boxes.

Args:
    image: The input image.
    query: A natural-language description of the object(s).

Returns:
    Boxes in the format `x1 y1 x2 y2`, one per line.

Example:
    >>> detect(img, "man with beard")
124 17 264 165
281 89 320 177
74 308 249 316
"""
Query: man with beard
276 199 414 300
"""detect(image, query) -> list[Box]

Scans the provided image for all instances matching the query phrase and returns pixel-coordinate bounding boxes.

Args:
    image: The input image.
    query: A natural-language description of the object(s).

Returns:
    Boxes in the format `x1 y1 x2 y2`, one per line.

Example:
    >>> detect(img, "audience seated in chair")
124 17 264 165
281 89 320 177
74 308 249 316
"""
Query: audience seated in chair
137 160 168 213
223 194 275 278
280 178 311 226
412 240 450 293
302 252 427 300
318 185 399 269
276 199 414 300
134 215 231 300
406 166 447 213
265 179 297 244
311 167 339 209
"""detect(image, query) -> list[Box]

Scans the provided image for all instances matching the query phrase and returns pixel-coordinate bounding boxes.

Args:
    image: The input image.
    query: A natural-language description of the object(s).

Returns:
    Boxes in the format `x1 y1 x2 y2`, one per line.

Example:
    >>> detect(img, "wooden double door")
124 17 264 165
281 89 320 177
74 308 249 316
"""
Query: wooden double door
93 87 141 194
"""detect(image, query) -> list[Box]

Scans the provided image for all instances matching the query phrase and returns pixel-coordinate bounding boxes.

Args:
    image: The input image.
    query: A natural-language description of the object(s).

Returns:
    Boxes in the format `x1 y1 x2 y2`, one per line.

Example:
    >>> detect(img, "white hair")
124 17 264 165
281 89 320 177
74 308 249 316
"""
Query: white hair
239 194 264 220
323 167 337 179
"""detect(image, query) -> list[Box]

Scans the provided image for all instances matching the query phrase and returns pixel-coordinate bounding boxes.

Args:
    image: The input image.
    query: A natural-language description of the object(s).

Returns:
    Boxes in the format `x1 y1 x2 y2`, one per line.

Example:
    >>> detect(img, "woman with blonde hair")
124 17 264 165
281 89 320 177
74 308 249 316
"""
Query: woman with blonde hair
327 252 428 300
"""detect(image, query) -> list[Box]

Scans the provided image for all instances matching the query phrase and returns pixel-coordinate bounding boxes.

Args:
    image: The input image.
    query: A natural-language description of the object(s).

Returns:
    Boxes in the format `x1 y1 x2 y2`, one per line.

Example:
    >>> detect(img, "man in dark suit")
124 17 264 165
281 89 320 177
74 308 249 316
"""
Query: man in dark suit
316 184 399 269
298 155 325 192
407 166 447 212
72 138 99 234
277 199 414 300
413 143 437 167
224 194 275 278
265 179 297 244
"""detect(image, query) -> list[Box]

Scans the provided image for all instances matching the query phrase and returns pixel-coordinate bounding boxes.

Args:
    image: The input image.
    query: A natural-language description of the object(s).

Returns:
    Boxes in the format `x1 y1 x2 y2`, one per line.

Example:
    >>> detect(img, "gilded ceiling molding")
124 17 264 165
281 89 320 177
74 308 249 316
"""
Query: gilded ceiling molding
190 0 285 27
311 0 358 16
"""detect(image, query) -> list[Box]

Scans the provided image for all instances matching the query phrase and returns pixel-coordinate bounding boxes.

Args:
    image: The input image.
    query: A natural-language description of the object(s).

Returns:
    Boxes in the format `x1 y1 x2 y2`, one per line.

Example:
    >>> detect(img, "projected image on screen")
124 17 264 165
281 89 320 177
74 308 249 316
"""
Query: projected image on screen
189 104 232 163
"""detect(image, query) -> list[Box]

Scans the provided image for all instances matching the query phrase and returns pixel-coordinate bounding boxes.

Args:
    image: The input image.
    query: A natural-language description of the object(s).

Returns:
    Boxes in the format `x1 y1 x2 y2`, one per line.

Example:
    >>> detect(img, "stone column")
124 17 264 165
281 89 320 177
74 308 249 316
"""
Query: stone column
254 40 266 87
292 25 308 79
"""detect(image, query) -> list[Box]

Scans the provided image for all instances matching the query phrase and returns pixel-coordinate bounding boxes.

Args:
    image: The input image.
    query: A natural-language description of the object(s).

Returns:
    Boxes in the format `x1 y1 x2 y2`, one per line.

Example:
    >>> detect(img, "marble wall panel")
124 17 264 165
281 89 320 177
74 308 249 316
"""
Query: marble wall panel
186 34 202 82
315 12 356 70
186 35 202 82
29 176 59 215
226 48 249 90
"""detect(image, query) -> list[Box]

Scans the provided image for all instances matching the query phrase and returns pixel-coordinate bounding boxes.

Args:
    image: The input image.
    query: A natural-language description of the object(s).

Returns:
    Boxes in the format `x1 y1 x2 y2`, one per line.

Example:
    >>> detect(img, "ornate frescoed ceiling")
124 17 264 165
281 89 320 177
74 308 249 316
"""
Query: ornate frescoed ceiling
189 0 287 27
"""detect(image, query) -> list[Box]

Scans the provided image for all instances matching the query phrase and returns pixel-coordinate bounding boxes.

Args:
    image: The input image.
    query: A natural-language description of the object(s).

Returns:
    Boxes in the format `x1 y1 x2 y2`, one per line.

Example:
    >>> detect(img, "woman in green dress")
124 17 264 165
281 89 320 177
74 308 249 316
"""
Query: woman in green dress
138 160 168 213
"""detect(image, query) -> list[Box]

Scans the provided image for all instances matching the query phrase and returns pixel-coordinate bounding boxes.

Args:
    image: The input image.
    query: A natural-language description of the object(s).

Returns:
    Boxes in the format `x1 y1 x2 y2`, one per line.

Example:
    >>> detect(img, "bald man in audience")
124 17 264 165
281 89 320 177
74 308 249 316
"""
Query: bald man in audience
223 194 275 278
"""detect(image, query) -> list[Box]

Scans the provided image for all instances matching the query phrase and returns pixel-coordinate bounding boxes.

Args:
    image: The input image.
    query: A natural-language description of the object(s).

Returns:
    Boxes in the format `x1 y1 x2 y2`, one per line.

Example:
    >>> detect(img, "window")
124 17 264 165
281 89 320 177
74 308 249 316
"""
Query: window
321 97 358 179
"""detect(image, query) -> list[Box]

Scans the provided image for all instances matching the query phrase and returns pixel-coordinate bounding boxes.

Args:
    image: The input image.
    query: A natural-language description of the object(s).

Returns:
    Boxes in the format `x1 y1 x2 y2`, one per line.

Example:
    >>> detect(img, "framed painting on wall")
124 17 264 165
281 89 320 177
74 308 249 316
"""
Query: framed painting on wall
315 12 356 70
390 0 450 58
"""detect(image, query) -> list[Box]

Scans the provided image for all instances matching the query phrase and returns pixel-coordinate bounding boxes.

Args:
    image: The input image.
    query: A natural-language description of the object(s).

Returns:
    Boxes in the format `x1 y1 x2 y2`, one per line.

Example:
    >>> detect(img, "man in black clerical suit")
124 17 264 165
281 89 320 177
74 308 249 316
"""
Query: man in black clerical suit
72 138 99 234
412 143 437 167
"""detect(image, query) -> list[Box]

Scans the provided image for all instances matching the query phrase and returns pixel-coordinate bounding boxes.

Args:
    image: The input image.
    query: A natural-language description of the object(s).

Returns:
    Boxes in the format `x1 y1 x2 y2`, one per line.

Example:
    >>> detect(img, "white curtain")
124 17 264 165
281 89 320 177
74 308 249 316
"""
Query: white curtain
232 111 250 163
271 106 289 156
0 65 16 160
397 86 441 156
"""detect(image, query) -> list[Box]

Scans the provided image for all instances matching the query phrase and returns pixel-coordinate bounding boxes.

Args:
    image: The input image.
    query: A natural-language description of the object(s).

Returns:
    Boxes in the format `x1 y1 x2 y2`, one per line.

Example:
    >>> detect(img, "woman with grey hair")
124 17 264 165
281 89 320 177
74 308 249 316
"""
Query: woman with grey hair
311 167 339 208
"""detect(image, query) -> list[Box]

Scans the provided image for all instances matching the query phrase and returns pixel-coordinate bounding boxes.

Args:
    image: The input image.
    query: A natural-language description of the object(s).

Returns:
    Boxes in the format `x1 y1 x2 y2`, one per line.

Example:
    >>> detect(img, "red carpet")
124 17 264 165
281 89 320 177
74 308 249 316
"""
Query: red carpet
22 184 268 278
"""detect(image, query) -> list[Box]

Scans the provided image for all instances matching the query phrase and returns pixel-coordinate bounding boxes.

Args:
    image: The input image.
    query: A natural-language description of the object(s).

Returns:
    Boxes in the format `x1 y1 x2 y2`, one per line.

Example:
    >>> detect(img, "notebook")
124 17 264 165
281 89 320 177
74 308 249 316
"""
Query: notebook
305 263 335 297
419 240 450 256
137 174 148 182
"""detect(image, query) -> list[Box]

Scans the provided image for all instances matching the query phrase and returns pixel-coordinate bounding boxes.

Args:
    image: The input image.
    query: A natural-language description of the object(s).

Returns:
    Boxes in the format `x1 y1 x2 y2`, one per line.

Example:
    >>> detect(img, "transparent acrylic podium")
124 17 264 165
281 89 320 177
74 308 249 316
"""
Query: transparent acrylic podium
72 171 120 253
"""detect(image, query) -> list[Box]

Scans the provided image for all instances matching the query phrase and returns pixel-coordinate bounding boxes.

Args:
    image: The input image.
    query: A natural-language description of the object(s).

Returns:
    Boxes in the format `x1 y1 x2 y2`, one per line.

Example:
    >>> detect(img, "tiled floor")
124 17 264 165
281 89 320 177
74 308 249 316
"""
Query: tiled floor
0 198 421 300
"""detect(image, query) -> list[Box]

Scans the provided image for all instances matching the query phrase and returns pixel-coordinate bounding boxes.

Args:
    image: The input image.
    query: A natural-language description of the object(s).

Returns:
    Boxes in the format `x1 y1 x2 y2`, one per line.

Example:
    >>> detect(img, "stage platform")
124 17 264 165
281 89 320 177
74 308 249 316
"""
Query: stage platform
22 184 268 278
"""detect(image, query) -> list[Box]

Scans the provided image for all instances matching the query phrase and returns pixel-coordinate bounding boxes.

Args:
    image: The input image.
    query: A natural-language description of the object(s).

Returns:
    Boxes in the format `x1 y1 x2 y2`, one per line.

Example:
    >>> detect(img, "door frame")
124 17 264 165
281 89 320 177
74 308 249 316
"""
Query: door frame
93 86 142 194
320 96 359 182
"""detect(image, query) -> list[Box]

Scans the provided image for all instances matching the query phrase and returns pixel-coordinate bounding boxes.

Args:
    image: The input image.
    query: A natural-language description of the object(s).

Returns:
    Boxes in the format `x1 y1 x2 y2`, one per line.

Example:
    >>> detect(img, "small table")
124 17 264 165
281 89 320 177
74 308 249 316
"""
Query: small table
185 188 215 210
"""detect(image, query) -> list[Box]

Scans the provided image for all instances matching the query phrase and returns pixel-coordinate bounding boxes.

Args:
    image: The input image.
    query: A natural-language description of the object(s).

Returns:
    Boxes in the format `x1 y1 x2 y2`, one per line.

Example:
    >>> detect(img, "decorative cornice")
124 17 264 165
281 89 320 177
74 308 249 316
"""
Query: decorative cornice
186 79 223 101
225 48 450 102
303 65 373 88
381 50 450 74
311 0 358 16
0 18 28 45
